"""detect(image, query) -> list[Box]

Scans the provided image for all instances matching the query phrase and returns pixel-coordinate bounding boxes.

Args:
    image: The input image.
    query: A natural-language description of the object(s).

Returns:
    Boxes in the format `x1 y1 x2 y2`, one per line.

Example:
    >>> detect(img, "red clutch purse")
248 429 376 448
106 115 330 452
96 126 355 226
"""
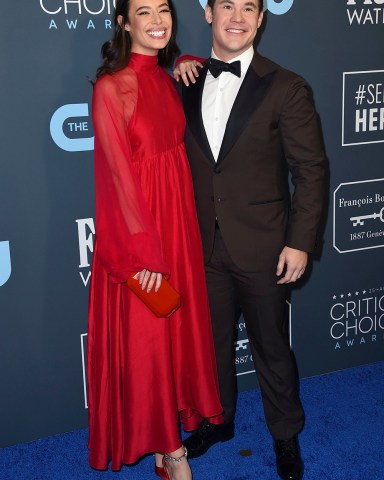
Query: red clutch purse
126 272 181 318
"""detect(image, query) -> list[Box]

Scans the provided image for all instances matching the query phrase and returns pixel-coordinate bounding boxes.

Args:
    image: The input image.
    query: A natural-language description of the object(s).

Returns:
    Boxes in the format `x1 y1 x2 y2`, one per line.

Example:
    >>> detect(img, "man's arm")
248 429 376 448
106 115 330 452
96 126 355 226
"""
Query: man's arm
277 76 326 283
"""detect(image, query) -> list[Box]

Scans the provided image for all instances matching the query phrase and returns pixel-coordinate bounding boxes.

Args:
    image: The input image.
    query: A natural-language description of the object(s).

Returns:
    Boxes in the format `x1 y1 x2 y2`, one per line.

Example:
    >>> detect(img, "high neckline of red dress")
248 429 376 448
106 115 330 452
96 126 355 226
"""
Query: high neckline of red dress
129 52 159 72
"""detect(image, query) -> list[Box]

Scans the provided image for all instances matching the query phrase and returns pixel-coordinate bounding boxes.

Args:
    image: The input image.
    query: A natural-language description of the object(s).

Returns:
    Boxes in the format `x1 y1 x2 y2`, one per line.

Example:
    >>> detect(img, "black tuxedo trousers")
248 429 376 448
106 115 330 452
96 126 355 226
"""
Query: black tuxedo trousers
207 226 304 440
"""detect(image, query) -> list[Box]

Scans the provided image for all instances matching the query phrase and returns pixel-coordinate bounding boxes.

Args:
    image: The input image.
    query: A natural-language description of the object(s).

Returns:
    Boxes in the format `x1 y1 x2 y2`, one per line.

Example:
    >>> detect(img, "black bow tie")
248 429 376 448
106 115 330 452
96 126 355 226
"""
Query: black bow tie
207 58 241 78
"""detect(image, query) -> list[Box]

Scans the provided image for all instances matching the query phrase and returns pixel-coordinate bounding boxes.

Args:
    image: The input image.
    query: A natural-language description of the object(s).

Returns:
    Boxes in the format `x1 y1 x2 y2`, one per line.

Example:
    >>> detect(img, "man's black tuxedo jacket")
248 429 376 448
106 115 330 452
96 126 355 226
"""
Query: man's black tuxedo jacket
181 52 325 272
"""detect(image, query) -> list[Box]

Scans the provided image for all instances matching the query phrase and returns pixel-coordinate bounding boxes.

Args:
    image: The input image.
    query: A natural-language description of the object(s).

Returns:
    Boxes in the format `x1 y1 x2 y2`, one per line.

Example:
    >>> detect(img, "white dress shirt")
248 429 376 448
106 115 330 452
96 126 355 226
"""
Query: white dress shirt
202 47 254 162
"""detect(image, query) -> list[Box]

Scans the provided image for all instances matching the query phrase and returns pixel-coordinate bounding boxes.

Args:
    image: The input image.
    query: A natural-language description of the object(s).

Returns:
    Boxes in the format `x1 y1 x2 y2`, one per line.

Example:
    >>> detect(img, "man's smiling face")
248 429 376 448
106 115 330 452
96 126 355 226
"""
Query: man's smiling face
205 0 263 61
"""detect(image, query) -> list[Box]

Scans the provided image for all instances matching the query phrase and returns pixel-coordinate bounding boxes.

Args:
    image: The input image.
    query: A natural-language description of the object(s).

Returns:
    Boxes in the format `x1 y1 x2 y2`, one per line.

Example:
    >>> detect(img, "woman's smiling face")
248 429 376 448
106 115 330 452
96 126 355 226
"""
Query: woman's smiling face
121 0 173 56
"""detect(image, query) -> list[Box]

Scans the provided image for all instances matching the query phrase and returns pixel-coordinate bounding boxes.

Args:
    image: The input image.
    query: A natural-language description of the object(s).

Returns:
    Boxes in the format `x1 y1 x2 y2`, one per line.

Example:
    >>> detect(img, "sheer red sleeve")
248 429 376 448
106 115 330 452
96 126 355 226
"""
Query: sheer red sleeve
92 70 170 282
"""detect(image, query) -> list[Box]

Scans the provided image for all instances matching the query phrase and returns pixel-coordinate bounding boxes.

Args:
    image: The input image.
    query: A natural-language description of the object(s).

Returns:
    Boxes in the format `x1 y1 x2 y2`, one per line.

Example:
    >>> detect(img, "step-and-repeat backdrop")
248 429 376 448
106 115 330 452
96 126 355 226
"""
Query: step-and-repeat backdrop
1 0 383 446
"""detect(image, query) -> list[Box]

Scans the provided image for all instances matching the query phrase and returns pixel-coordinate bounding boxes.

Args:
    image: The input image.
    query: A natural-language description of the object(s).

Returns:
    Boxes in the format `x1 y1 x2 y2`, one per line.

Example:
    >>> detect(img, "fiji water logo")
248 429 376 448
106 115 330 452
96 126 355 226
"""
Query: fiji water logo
50 103 94 152
346 0 384 25
199 0 294 14
0 241 11 287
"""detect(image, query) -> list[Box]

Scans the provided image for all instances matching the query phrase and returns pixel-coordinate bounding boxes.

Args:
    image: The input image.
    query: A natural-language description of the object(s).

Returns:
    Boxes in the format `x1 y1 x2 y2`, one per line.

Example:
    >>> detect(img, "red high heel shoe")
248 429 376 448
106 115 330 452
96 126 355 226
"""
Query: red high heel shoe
155 465 169 479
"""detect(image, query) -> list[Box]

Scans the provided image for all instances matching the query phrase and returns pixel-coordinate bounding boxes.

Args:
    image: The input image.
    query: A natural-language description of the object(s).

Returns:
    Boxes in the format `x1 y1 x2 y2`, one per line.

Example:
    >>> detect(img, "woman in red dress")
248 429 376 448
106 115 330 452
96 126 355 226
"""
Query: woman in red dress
87 0 223 478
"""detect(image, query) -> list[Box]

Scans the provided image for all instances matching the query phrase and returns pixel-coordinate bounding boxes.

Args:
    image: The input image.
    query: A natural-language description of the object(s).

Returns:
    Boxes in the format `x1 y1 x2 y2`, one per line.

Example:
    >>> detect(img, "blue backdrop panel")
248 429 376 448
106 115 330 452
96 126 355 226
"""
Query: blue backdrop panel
0 0 383 446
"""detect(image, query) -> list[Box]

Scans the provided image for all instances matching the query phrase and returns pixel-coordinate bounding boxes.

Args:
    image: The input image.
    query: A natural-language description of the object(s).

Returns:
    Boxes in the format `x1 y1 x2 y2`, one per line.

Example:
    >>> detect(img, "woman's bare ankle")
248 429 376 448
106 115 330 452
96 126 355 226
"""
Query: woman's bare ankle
167 446 186 458
163 446 191 480
155 453 164 468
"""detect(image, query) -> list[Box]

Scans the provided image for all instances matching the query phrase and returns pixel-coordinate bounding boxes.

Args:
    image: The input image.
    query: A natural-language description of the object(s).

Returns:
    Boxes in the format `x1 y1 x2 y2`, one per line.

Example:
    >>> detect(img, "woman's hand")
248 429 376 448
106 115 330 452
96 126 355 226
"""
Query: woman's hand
139 269 163 292
173 59 203 86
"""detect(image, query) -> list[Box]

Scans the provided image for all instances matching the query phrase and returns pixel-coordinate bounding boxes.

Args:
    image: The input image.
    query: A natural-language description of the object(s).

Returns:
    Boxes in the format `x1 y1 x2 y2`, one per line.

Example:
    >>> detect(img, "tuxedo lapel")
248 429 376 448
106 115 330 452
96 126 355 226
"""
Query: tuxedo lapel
182 54 277 166
182 66 216 166
217 62 276 165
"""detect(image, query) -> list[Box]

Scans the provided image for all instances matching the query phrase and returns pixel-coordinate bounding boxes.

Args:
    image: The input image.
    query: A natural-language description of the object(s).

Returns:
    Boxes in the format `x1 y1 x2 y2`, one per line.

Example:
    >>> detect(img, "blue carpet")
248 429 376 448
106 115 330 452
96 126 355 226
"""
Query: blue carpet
1 362 383 480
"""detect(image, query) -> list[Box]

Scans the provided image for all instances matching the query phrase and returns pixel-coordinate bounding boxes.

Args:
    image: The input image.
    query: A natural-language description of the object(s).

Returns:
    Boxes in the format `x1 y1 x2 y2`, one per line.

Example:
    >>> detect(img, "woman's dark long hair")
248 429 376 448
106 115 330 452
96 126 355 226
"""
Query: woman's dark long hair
96 0 180 79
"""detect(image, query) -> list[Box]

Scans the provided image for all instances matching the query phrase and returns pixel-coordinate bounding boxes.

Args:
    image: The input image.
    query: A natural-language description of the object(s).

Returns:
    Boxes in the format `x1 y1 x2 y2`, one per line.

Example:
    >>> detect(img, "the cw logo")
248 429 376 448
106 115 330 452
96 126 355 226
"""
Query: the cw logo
199 0 294 15
50 103 94 152
0 241 11 287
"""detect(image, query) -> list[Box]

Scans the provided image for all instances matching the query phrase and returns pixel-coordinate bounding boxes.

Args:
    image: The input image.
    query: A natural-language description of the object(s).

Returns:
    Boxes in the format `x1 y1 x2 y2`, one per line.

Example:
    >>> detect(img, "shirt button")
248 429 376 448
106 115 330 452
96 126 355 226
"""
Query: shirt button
215 117 219 121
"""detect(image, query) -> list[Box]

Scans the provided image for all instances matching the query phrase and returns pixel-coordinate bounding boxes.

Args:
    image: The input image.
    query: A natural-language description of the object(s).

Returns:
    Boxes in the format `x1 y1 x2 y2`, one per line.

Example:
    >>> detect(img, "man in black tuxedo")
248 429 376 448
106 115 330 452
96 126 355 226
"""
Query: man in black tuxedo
179 1 325 479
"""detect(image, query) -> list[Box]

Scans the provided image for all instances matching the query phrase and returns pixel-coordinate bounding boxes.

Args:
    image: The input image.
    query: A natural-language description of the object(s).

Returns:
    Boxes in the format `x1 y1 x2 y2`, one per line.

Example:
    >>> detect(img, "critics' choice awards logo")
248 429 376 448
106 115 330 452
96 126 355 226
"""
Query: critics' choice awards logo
346 0 384 25
39 0 116 30
0 241 11 287
51 104 94 152
77 218 95 286
199 0 294 14
342 71 384 146
334 179 384 253
330 288 384 350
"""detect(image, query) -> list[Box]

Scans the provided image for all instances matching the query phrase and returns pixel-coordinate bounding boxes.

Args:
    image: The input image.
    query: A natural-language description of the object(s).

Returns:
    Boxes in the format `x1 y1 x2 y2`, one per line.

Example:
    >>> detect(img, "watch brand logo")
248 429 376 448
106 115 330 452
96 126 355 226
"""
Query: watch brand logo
234 301 291 377
199 0 295 15
50 104 94 152
333 178 384 253
0 241 11 287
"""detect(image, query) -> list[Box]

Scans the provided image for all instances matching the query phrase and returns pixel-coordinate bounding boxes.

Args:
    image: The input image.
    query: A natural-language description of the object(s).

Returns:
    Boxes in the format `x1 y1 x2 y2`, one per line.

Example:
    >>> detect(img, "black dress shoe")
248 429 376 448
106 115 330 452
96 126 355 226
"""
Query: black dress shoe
183 419 234 458
275 436 303 480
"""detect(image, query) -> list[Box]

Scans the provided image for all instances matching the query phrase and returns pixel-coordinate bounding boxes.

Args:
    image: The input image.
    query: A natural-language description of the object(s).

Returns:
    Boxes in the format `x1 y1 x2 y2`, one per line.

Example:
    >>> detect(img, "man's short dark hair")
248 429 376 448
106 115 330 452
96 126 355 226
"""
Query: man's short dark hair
207 0 264 11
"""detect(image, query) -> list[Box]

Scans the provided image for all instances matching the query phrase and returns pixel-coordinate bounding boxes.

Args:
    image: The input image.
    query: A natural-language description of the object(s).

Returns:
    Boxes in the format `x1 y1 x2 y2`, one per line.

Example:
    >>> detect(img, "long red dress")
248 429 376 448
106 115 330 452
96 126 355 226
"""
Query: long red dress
87 53 223 470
